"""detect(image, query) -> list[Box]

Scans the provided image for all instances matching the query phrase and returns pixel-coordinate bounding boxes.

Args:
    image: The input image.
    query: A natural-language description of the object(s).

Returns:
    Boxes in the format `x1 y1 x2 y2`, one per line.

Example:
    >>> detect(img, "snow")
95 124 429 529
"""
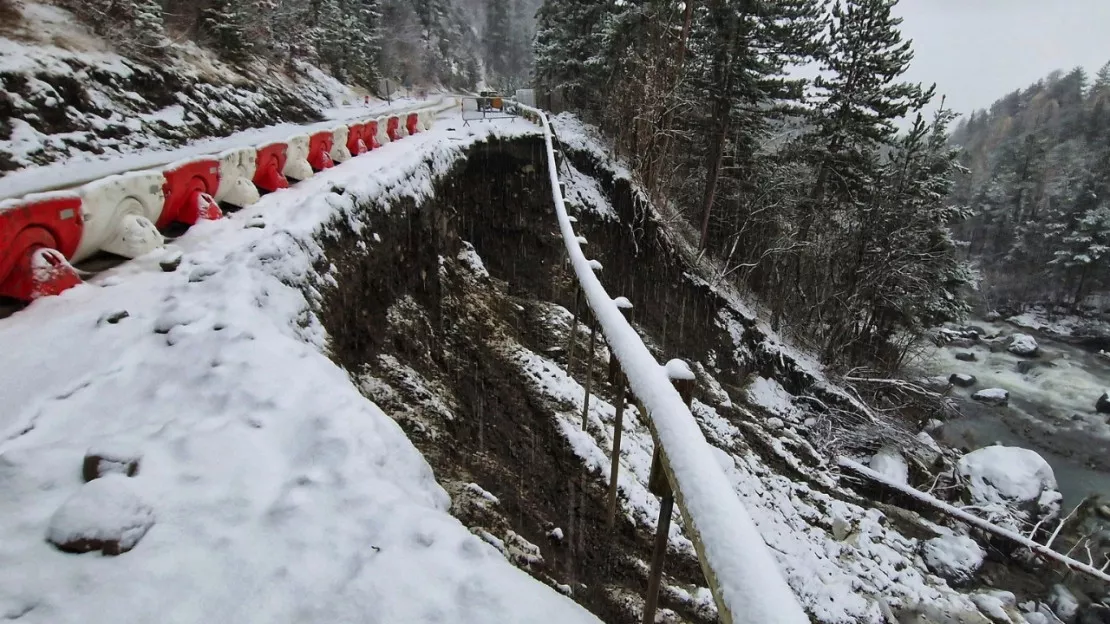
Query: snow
921 534 984 583
45 474 155 553
548 527 564 541
972 387 1009 404
457 241 490 279
464 483 500 506
1047 584 1079 622
1008 333 1040 356
745 376 803 423
869 447 908 485
971 593 1014 623
0 113 602 623
957 446 1059 517
523 102 815 624
664 358 695 381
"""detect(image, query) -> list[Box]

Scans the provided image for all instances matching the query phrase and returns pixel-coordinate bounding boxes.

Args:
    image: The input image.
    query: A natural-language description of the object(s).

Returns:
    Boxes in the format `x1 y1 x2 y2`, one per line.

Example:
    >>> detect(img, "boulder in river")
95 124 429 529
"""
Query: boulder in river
1008 333 1040 357
956 445 1061 532
972 388 1009 406
950 373 978 388
955 352 978 362
1097 391 1110 414
1016 360 1054 375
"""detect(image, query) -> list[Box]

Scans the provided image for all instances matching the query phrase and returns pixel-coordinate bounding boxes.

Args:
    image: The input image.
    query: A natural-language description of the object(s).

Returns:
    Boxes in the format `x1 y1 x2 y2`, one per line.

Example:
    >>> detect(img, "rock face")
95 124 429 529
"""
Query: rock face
46 475 155 556
1097 391 1110 415
83 446 142 482
921 534 985 585
972 388 1009 406
950 373 978 388
955 352 978 362
1008 334 1040 357
957 446 1061 531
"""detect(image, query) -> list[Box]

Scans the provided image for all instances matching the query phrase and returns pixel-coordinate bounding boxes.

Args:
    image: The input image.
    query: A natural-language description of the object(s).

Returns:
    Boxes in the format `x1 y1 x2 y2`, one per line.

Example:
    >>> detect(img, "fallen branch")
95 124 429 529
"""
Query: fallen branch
839 457 1110 585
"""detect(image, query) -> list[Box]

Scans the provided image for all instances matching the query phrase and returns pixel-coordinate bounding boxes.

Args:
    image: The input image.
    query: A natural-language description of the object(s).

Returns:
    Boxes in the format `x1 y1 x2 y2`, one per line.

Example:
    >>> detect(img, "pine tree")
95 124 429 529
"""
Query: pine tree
130 0 169 54
202 0 253 62
484 0 513 86
532 0 610 109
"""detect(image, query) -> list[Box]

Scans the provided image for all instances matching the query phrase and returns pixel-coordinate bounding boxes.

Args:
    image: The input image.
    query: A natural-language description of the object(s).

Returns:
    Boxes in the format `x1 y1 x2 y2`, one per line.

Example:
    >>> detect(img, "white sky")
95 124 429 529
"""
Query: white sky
893 0 1110 116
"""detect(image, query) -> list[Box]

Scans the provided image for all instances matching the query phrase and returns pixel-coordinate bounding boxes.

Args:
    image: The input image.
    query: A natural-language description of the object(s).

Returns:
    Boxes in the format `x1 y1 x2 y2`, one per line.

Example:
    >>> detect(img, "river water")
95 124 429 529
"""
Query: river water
919 318 1110 509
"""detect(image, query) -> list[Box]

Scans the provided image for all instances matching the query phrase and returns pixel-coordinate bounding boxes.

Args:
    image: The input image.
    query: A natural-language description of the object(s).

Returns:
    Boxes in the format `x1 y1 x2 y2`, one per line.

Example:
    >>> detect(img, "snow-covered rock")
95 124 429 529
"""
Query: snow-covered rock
1047 584 1079 623
951 373 978 388
82 444 142 481
921 534 984 585
1008 334 1040 357
869 446 909 485
46 474 155 555
971 591 1020 624
957 446 1061 530
972 388 1009 406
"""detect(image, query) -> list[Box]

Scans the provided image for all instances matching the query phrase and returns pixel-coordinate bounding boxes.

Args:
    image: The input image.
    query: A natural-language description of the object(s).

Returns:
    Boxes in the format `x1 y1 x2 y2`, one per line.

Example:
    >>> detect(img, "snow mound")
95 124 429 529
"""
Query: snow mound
957 446 1061 529
869 447 908 485
1008 333 1039 356
921 534 984 584
46 474 154 555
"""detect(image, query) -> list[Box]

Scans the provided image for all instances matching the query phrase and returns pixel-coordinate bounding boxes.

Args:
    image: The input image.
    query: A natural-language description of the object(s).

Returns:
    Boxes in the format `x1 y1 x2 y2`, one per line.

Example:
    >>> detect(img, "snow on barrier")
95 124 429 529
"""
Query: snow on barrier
216 147 261 208
158 158 222 229
0 192 83 301
307 131 335 172
419 109 434 131
330 125 352 164
374 117 389 146
386 116 402 142
73 171 165 263
253 142 289 193
516 102 809 624
282 134 314 182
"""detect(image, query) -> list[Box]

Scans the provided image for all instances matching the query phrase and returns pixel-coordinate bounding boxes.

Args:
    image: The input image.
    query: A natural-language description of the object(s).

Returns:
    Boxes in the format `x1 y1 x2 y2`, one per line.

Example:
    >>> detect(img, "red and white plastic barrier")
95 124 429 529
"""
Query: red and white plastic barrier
329 126 352 164
283 134 313 182
1 99 453 303
253 142 289 193
158 158 222 229
308 131 335 172
216 147 262 208
74 171 165 263
0 193 83 300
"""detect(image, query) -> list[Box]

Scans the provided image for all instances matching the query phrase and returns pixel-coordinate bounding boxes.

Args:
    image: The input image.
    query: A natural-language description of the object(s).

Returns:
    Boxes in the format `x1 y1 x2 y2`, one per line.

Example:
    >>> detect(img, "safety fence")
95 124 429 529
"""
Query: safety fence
0 102 453 302
516 102 809 624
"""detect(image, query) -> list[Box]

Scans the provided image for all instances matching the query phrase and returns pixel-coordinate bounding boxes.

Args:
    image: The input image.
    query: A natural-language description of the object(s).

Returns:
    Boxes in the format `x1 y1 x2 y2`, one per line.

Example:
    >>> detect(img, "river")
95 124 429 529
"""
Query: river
919 317 1110 509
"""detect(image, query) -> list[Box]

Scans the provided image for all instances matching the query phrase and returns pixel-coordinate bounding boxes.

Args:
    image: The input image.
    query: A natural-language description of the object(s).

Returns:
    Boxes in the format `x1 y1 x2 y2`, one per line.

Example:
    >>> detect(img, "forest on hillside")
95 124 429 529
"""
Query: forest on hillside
535 0 970 368
41 0 539 92
949 65 1110 313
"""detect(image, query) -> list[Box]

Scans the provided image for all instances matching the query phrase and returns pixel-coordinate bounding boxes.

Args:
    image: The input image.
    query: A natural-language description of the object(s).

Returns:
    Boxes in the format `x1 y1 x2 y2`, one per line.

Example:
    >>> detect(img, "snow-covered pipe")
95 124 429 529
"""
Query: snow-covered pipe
516 103 808 624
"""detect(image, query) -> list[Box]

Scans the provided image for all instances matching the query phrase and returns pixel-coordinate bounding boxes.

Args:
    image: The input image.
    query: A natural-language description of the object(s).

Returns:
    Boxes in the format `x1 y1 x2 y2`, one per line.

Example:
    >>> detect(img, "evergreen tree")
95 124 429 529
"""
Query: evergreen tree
202 0 253 62
484 0 513 86
131 0 169 53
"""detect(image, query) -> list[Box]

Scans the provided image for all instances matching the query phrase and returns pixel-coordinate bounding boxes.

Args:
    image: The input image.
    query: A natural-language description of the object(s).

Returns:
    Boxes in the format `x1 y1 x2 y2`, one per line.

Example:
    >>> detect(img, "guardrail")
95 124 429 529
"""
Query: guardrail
0 102 453 303
516 102 808 624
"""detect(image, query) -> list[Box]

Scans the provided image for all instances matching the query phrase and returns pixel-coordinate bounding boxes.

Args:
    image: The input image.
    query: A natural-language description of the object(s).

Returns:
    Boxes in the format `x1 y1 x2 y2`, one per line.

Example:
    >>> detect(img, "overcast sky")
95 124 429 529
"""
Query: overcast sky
893 0 1110 116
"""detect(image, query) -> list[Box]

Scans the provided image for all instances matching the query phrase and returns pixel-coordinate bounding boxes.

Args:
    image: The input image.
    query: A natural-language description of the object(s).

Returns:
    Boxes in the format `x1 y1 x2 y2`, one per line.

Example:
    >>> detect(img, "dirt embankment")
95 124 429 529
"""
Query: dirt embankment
314 136 885 621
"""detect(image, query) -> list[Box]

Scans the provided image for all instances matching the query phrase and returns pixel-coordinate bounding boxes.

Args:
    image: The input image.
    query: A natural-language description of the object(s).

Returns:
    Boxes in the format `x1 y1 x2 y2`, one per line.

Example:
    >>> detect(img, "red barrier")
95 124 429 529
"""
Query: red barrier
308 131 334 172
346 122 368 157
0 194 84 301
387 116 402 142
406 113 419 136
253 143 289 193
158 159 222 230
365 120 380 150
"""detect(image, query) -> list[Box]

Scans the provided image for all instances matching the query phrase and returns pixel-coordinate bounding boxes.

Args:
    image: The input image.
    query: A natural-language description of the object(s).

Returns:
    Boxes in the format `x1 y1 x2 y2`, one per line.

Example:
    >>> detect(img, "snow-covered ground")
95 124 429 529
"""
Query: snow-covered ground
0 113 603 623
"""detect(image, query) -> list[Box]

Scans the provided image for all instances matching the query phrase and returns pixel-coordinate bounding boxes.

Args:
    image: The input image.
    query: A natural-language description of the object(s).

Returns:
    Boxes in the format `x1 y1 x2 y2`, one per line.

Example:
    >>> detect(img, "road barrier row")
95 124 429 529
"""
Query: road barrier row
0 103 452 303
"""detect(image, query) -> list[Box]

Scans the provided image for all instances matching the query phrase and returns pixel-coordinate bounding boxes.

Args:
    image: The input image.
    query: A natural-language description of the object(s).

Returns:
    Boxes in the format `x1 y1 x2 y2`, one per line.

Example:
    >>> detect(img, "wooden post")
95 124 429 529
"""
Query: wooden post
581 317 597 430
642 364 695 624
606 368 627 528
566 288 581 375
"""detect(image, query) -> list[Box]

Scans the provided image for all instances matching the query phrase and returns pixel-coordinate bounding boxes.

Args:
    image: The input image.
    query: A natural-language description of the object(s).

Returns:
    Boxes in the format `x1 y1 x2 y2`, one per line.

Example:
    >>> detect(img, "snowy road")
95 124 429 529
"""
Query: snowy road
0 114 602 624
